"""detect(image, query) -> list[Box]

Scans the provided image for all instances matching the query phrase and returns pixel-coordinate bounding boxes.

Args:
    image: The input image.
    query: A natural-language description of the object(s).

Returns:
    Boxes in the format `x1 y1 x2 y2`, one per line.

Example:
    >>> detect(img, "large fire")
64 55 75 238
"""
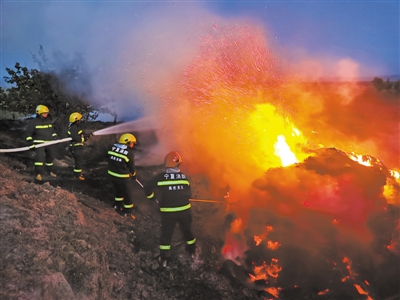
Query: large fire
149 23 399 299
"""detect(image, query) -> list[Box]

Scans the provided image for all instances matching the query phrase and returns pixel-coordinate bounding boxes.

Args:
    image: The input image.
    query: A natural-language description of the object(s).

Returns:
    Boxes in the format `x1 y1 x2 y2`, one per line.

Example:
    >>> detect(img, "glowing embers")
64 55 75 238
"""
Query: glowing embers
338 257 373 300
347 153 377 167
253 225 281 250
343 151 399 205
248 259 282 298
249 226 283 298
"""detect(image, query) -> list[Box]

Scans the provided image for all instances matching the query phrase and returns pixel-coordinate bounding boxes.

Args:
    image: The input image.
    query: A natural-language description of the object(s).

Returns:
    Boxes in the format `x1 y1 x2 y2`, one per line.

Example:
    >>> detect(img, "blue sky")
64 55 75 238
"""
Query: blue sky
206 1 399 77
1 0 398 119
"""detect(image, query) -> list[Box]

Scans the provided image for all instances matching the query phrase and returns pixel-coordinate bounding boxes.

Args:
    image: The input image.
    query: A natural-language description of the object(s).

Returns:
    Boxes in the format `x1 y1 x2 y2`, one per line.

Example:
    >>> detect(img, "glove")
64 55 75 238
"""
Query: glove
130 172 137 180
84 133 92 141
53 135 58 140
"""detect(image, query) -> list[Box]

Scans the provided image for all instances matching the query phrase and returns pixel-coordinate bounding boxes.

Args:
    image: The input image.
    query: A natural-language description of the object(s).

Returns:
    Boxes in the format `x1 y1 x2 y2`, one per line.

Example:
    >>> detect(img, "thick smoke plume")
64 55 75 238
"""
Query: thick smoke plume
143 19 399 298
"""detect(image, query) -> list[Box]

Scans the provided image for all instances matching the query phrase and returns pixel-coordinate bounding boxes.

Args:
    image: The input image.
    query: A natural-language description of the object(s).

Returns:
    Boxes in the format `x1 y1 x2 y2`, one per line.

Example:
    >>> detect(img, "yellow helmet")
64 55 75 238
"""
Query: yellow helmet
69 112 82 123
36 105 49 115
164 151 182 168
119 133 137 144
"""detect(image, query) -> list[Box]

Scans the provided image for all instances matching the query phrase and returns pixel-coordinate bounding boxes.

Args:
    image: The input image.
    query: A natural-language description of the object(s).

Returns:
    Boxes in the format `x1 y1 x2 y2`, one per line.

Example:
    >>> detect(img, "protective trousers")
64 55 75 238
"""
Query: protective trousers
159 210 196 259
110 176 135 213
70 146 84 177
34 145 55 175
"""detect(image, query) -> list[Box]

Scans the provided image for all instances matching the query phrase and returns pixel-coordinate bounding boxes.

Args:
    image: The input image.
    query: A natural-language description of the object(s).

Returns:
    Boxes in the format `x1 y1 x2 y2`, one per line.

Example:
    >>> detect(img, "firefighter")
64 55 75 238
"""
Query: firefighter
67 112 90 180
107 133 137 219
145 151 196 267
25 105 58 181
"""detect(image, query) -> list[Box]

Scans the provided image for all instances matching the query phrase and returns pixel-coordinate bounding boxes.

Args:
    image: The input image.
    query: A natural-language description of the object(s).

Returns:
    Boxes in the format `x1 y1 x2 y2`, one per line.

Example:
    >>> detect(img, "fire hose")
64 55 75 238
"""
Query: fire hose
1 134 229 205
0 132 97 153
134 178 226 204
0 137 73 153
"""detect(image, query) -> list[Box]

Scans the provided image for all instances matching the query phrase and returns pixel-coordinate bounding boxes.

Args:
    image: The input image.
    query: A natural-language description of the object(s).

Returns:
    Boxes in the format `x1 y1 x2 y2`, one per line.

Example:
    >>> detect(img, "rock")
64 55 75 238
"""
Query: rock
39 272 75 300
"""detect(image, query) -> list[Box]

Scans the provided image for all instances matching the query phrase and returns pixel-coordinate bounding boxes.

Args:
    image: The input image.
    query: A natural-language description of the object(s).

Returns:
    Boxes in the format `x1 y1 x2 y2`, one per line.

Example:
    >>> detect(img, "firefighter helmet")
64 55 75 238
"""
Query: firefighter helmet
119 133 136 144
164 151 182 168
36 105 49 115
69 112 82 123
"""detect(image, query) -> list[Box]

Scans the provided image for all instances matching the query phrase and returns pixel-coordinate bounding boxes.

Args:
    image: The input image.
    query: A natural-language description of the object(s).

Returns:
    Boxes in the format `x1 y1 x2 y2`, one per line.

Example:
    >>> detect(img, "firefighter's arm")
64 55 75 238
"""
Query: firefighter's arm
127 151 136 178
51 123 58 140
69 126 82 142
25 121 35 149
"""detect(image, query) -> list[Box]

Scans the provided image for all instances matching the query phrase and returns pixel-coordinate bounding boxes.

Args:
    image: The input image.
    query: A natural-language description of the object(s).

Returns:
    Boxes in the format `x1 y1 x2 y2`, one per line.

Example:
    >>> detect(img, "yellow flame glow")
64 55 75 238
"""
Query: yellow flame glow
348 153 373 167
390 169 400 181
274 135 298 166
248 103 308 169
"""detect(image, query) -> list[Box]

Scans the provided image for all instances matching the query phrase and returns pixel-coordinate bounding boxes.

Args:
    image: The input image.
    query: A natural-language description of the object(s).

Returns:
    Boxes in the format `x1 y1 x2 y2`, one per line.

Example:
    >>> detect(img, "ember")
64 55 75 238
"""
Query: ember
148 22 399 299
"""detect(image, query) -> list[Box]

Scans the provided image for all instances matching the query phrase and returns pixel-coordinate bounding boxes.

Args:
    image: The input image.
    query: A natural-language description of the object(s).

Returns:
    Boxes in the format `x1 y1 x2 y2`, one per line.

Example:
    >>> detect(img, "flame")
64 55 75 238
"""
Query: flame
317 289 330 295
150 22 400 298
383 170 400 205
222 218 248 262
354 284 373 300
383 183 400 205
254 235 262 246
249 104 309 169
248 258 282 282
385 239 395 251
253 225 281 249
267 240 281 250
341 256 357 282
265 287 282 298
390 169 400 180
339 257 374 299
274 135 298 166
348 153 373 167
230 218 243 234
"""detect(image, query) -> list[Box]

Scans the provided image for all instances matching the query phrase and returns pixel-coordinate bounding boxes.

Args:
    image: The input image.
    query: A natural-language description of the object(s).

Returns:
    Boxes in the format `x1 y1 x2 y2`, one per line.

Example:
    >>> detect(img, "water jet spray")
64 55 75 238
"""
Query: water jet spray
0 117 156 153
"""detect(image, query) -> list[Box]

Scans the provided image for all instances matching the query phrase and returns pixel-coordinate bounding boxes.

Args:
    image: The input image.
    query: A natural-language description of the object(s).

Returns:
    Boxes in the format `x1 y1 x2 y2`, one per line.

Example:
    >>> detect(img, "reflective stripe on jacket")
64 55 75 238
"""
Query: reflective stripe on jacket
107 143 135 179
68 122 85 147
145 170 192 213
25 115 57 144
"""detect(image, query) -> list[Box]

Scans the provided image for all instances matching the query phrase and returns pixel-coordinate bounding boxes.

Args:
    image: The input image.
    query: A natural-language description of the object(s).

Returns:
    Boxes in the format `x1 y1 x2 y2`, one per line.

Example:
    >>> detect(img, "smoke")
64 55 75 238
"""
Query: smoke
233 149 399 297
2 2 399 295
137 17 399 298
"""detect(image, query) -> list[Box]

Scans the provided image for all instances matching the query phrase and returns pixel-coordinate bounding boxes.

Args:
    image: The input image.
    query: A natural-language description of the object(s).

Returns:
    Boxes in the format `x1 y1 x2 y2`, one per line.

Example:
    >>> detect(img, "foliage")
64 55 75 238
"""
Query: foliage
0 46 116 132
1 64 77 133
372 77 400 94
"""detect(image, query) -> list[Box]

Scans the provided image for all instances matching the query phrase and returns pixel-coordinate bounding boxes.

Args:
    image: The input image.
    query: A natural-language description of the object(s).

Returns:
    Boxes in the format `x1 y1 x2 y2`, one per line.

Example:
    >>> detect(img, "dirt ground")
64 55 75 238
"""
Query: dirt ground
0 119 268 300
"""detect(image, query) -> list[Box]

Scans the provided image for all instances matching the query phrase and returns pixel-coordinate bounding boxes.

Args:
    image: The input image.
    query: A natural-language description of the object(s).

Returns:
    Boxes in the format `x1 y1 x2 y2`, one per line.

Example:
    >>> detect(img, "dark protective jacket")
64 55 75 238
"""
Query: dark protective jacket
25 115 58 147
145 169 192 212
107 143 136 178
67 122 85 147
